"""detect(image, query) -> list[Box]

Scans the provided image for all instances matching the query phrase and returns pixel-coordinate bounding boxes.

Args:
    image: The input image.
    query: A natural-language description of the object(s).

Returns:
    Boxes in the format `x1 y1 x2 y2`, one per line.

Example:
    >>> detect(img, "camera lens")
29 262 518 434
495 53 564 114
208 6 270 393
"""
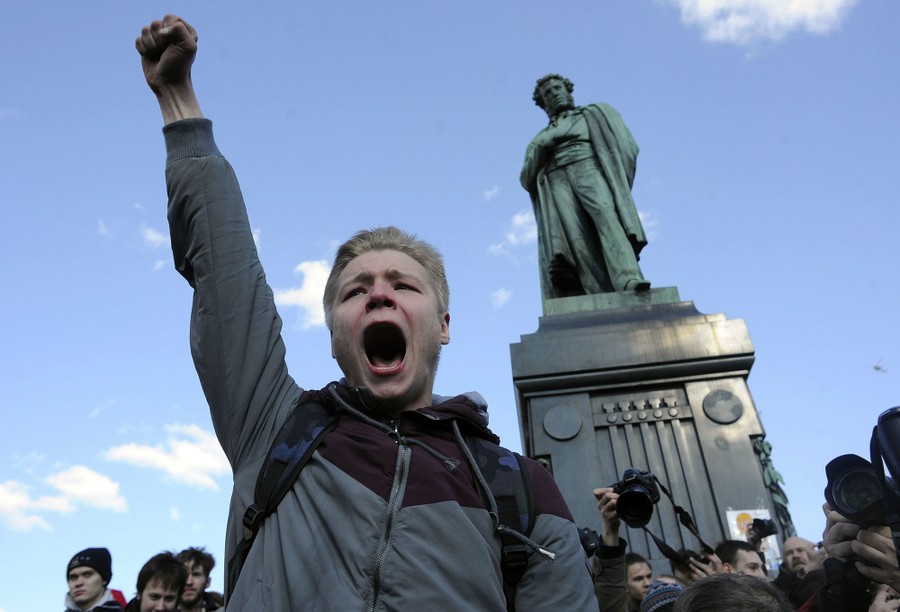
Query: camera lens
825 454 888 526
618 487 654 528
832 468 882 515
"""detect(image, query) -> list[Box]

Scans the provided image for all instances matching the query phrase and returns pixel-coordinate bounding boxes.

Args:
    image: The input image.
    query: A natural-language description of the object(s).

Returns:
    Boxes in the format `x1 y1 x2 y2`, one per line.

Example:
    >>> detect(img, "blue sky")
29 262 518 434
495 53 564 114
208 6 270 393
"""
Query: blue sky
2 1 897 610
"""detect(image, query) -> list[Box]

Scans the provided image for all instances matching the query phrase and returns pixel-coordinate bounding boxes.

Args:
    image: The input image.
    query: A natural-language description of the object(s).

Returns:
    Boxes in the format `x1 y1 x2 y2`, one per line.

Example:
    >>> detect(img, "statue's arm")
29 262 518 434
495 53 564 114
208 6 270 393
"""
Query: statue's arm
520 132 550 192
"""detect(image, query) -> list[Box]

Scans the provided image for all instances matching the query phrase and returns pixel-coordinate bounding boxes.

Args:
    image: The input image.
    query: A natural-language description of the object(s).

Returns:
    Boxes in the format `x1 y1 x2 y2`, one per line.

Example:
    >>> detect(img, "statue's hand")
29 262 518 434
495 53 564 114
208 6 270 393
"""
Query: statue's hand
536 124 566 148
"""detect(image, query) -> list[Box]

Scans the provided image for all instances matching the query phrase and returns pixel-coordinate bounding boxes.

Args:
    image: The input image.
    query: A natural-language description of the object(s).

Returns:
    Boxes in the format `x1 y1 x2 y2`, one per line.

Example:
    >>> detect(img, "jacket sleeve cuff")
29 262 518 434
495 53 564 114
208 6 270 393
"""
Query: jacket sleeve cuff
163 118 221 165
597 537 628 560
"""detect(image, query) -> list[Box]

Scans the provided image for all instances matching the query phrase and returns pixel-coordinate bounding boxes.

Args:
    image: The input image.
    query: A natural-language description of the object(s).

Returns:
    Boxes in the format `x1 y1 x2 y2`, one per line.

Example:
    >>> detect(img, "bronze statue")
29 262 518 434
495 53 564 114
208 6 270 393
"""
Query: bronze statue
521 74 650 298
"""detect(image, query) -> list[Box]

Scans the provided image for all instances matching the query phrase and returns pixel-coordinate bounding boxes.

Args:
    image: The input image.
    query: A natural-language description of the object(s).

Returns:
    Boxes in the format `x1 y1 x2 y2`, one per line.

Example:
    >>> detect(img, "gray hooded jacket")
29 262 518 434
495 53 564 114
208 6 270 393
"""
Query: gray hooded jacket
163 118 597 611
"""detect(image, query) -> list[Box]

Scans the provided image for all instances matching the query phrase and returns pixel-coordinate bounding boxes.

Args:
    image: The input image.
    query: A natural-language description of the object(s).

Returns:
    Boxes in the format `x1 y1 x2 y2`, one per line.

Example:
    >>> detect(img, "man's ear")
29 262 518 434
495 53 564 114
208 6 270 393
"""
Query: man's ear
330 329 335 358
440 312 450 345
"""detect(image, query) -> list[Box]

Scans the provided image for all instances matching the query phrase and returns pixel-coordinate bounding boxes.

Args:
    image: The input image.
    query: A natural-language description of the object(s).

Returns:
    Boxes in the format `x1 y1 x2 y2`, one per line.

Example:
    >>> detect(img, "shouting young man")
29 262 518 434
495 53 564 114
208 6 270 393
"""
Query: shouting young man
135 14 595 611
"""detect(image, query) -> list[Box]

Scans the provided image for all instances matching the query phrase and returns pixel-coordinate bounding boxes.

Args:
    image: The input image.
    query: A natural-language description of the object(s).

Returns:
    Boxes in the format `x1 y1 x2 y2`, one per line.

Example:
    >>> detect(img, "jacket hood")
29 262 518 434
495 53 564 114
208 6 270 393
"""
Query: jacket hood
329 381 498 443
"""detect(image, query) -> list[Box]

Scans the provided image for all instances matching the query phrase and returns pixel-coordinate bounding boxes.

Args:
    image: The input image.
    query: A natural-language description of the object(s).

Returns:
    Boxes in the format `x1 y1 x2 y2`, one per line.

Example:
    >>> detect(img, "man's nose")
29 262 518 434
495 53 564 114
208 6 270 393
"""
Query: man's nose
366 283 395 310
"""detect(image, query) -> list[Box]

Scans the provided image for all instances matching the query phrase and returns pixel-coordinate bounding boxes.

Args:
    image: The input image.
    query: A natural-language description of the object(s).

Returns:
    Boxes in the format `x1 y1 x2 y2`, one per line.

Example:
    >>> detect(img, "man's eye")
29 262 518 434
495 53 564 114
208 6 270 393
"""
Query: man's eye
344 288 365 300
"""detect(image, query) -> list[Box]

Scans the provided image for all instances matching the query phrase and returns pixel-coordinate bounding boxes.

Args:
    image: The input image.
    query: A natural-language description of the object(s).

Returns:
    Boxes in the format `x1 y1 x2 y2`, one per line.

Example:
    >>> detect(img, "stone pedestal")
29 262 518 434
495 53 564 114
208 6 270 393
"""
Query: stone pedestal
510 288 789 567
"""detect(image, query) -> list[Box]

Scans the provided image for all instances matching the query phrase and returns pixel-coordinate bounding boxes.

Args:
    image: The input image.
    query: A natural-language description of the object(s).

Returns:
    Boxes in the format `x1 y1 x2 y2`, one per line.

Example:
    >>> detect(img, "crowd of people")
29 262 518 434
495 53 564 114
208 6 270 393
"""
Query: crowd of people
65 547 223 612
589 485 900 611
64 508 900 612
124 12 900 612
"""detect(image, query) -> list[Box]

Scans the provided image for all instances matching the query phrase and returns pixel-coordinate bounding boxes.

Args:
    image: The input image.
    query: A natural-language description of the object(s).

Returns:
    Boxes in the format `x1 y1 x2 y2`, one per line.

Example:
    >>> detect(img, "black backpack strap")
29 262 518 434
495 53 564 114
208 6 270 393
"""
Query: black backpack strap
466 436 535 611
226 398 338 596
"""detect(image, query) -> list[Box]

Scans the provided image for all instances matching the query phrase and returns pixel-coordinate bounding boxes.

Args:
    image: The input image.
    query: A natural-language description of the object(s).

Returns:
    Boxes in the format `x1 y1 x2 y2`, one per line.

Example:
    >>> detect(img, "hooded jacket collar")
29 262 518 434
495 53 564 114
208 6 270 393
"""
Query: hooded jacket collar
324 381 499 444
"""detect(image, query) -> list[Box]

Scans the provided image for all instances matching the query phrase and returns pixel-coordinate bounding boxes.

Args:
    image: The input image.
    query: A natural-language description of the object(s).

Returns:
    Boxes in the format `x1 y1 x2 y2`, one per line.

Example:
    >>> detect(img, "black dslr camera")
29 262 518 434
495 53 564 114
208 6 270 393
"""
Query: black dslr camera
823 406 900 579
746 517 778 550
824 407 900 529
611 468 660 528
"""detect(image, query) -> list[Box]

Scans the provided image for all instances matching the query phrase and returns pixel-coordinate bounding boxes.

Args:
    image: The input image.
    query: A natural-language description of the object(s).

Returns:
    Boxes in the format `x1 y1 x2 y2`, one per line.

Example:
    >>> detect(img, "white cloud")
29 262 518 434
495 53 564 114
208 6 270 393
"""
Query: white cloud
11 451 45 470
106 423 230 490
153 260 167 272
90 398 115 419
97 219 113 239
274 260 330 329
489 210 537 255
170 507 181 521
0 464 128 532
140 224 169 248
44 466 128 512
133 202 146 211
0 481 54 531
483 185 500 202
490 287 512 309
664 0 858 45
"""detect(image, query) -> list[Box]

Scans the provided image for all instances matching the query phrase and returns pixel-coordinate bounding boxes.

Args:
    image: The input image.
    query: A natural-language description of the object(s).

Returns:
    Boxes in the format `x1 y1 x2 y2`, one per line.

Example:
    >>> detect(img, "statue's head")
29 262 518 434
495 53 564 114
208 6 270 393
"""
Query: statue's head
532 74 575 117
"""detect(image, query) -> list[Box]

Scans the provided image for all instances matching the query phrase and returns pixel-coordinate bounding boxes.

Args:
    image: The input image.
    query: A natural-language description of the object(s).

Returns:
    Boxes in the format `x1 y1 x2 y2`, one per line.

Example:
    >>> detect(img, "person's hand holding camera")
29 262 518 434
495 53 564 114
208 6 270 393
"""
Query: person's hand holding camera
593 486 621 547
823 503 862 563
686 552 723 581
869 584 900 612
852 527 900 594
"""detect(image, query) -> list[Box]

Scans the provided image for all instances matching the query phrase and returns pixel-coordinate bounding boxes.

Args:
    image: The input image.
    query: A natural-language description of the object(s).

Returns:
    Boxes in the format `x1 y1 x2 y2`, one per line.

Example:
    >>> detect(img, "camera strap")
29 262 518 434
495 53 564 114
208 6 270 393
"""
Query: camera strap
644 475 716 560
869 427 900 570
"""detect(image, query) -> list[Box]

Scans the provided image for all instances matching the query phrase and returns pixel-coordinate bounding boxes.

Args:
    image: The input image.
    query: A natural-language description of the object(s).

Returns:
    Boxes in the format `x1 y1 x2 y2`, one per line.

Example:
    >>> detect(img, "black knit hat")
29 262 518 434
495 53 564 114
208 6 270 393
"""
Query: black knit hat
67 547 113 584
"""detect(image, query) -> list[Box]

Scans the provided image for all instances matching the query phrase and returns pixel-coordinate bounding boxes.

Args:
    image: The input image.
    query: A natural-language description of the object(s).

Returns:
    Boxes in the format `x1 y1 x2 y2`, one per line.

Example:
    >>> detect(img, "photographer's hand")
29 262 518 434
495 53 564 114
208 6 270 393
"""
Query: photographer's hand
593 486 621 547
870 584 900 612
688 552 723 581
807 542 828 573
823 503 862 563
853 528 900 594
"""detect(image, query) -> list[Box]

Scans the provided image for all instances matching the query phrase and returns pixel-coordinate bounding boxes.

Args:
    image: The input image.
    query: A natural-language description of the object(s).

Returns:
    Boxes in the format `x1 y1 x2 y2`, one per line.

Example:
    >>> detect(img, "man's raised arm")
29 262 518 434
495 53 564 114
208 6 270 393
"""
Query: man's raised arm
136 14 203 124
134 15 299 468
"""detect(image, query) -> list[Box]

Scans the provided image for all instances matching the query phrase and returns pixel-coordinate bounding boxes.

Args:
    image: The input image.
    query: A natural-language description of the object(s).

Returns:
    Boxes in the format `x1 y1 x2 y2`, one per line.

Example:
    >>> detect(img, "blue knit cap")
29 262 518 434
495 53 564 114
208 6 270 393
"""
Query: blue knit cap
640 581 684 612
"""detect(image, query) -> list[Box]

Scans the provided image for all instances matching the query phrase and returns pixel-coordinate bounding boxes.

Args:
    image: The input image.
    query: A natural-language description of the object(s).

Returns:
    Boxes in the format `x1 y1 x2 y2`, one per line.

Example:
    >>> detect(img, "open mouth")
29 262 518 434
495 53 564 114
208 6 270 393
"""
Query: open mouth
364 323 407 369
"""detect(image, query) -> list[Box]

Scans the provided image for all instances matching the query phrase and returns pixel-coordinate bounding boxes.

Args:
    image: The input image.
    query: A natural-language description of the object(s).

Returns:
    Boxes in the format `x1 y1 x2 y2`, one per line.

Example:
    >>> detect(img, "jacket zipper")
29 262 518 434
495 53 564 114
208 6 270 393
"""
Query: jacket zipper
368 424 410 612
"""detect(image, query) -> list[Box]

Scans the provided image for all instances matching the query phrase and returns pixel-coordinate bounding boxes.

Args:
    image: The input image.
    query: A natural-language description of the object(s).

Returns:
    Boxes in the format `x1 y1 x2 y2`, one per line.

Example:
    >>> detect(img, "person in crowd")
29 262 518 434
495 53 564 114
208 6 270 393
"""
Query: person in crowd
65 547 126 611
673 572 793 611
669 553 695 587
775 535 826 607
716 539 769 579
669 548 721 587
124 552 187 612
640 581 684 612
782 537 821 577
803 504 900 611
626 553 655 611
135 14 595 610
175 547 222 612
592 486 630 612
591 486 660 611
